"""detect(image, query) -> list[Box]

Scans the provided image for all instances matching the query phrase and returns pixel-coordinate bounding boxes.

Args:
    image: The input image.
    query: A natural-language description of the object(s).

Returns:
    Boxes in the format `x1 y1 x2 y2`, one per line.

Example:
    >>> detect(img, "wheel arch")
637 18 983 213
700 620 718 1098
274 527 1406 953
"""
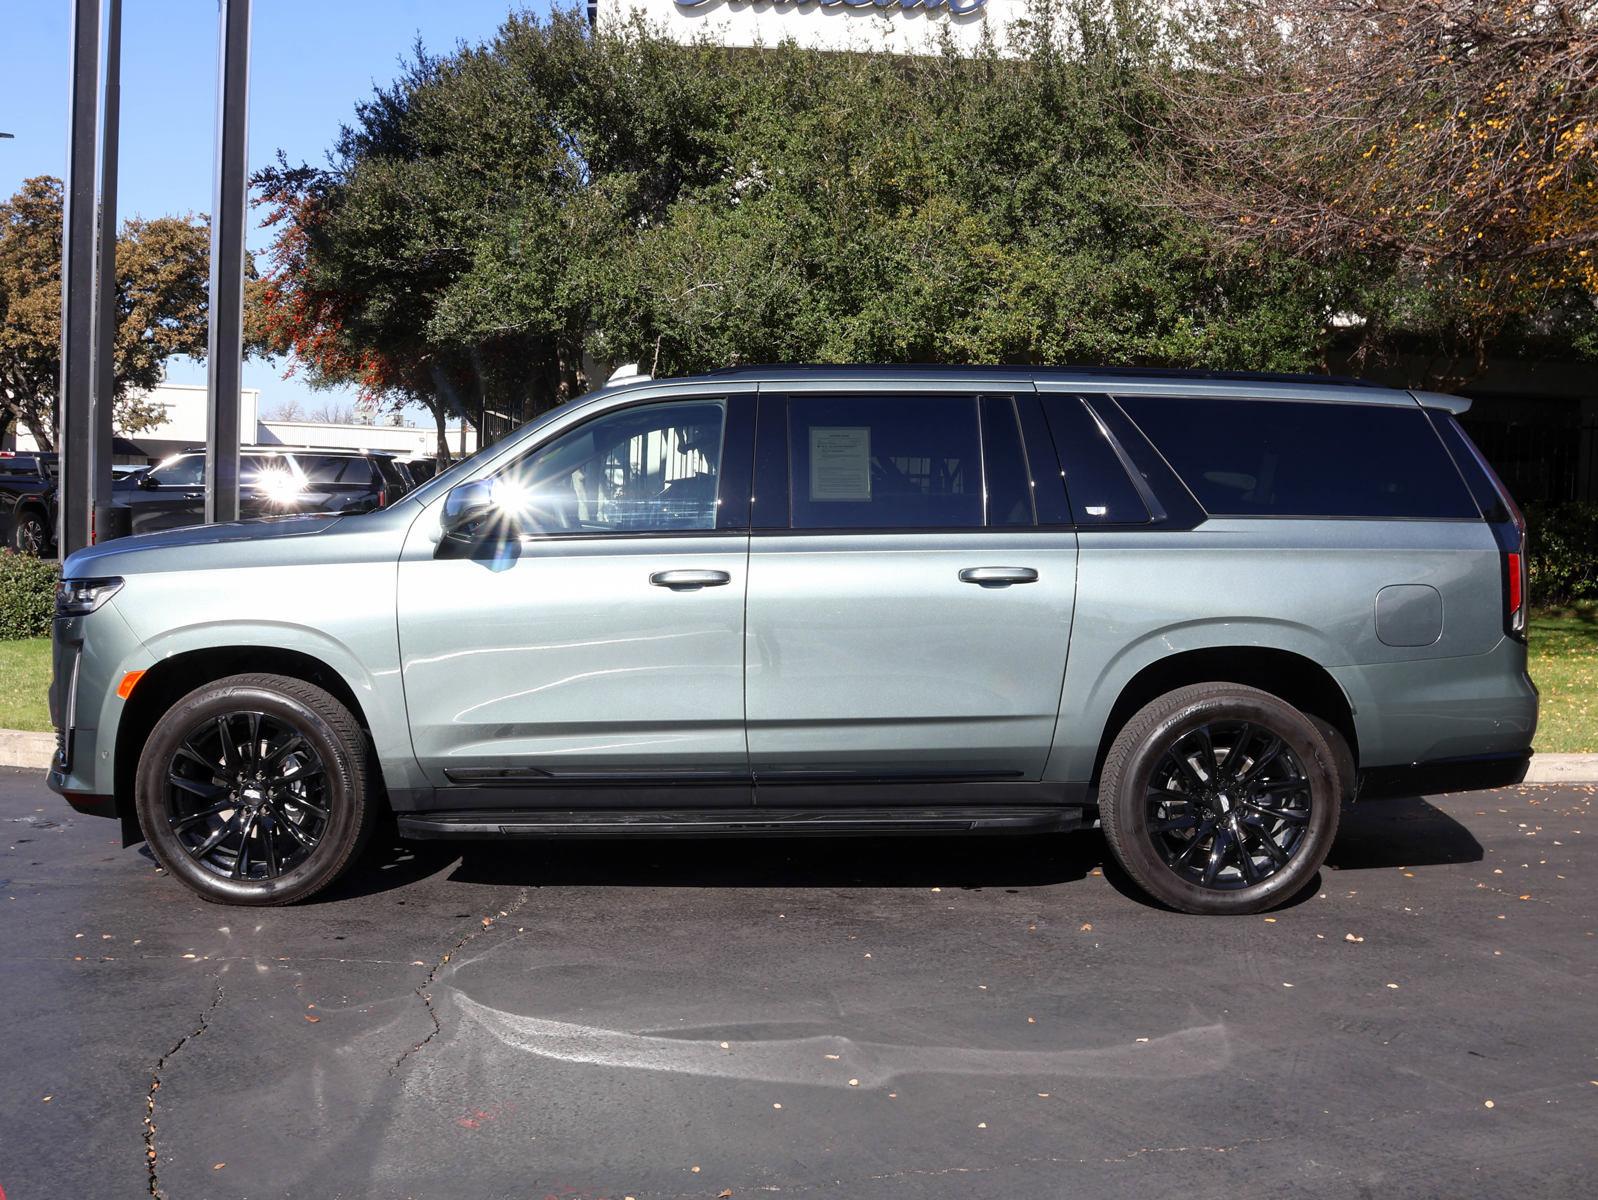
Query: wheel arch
1089 647 1358 788
114 645 386 841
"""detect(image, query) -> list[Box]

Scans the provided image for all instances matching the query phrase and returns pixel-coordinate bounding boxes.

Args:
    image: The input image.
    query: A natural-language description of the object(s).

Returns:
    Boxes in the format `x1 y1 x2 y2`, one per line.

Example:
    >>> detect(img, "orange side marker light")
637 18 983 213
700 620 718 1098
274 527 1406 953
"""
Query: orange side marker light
116 671 145 700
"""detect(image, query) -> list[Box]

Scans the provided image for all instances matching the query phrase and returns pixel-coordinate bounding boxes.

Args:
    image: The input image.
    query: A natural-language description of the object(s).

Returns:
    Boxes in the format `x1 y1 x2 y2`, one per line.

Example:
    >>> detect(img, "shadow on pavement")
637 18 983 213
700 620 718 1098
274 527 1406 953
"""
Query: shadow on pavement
1326 794 1484 871
319 791 1479 905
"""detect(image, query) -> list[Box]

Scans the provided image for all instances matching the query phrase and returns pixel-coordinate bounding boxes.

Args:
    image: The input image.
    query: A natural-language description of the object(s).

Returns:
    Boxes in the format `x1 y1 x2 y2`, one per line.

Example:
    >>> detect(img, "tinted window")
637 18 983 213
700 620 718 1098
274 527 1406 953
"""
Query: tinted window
495 399 725 534
297 455 377 486
1038 396 1150 524
1432 413 1509 523
981 395 1035 527
1119 396 1478 519
788 395 983 530
149 454 204 487
375 458 409 492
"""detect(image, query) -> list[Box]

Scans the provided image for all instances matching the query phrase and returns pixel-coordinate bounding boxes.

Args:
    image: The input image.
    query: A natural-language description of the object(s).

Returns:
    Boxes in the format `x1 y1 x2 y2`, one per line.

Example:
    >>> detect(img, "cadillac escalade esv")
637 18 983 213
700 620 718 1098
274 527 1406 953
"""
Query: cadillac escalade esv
47 366 1538 914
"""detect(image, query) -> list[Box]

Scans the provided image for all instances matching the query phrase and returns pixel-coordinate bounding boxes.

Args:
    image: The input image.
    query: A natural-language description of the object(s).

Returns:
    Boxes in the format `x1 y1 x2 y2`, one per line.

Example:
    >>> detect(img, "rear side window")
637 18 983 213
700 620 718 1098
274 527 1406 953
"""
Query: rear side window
787 394 984 530
1119 396 1479 519
374 458 408 492
297 455 377 486
1038 395 1151 525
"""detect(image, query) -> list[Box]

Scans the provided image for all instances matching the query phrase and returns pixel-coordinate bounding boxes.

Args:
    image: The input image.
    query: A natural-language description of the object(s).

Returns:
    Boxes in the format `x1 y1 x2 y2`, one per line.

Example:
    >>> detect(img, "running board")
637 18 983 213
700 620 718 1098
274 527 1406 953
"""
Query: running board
396 806 1086 840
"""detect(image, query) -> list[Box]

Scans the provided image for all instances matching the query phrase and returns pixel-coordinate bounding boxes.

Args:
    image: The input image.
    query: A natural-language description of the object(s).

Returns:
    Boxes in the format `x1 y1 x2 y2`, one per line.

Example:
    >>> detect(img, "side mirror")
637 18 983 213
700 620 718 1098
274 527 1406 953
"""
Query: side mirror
137 474 159 490
440 478 519 544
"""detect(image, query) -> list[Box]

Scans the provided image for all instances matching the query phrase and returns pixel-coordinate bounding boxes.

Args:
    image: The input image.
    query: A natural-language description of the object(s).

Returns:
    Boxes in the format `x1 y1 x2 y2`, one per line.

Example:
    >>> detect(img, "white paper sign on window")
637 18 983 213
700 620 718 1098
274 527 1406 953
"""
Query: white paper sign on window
809 426 871 501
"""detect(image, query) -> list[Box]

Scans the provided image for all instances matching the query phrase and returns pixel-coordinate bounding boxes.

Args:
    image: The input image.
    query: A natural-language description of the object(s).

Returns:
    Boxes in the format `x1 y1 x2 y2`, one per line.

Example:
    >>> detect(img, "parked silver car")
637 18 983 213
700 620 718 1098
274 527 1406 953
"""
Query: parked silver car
47 366 1537 913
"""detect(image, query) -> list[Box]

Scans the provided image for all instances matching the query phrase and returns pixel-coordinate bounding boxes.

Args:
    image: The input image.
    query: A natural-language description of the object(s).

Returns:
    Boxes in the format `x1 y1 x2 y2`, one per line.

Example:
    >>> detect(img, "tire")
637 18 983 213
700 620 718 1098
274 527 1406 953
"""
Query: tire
1098 683 1340 915
11 508 50 556
135 673 378 905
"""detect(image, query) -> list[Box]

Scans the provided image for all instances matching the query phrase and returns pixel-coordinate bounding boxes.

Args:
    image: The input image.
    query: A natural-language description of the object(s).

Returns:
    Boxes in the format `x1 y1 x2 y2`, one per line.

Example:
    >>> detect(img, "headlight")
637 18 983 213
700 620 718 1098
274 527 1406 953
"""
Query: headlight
56 577 123 617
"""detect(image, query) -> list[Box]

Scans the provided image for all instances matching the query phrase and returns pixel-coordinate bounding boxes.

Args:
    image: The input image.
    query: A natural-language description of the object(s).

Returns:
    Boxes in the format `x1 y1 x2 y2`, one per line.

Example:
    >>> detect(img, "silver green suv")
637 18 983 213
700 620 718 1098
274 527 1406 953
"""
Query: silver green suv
47 367 1538 914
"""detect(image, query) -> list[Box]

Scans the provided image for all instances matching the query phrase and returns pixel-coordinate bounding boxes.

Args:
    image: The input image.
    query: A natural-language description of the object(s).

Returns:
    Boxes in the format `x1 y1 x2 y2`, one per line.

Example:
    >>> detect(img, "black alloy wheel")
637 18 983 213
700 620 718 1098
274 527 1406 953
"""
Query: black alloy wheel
1099 682 1341 915
136 673 377 905
165 710 330 881
1144 720 1312 890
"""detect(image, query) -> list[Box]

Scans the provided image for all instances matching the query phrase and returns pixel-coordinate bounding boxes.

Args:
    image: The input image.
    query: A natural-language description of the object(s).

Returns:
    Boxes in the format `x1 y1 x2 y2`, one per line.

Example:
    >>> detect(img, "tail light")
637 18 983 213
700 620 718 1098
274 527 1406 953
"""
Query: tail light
376 488 388 508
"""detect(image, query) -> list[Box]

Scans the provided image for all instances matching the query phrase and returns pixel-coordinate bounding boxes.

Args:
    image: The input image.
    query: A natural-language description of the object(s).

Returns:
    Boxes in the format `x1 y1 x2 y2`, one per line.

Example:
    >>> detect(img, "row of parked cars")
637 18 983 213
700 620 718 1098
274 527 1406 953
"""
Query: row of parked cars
0 447 435 554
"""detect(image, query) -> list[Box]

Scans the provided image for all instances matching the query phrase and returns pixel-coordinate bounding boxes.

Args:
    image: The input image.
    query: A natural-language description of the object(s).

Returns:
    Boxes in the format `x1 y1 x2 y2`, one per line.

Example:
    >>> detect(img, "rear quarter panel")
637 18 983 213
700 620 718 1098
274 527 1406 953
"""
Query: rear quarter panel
1050 517 1514 780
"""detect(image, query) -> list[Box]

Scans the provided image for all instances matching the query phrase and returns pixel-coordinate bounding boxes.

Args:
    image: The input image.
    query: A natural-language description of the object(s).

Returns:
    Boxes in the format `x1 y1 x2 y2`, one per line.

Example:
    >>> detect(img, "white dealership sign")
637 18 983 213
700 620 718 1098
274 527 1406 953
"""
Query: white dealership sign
596 0 1033 55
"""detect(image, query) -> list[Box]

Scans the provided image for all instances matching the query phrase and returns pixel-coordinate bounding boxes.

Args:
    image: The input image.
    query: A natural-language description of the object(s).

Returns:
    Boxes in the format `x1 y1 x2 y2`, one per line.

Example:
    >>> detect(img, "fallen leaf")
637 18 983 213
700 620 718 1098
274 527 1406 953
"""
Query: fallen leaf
977 1122 988 1129
212 1163 226 1171
1484 1099 1495 1109
305 1014 320 1023
1386 983 1399 989
1079 923 1093 932
772 1103 782 1110
41 1095 51 1102
848 1078 860 1087
1263 917 1277 923
719 1190 733 1197
1344 933 1364 943
691 1165 701 1174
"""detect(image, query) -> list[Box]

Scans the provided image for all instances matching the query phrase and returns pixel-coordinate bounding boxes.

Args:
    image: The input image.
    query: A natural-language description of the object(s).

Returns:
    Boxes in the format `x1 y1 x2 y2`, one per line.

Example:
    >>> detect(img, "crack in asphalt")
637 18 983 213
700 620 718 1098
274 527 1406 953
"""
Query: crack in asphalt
391 887 531 1075
143 976 225 1199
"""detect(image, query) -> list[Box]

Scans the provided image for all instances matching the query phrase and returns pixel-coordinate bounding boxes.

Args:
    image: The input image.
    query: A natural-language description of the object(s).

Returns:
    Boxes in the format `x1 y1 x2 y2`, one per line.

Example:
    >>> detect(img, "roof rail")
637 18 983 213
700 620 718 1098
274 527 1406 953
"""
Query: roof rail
696 363 1384 388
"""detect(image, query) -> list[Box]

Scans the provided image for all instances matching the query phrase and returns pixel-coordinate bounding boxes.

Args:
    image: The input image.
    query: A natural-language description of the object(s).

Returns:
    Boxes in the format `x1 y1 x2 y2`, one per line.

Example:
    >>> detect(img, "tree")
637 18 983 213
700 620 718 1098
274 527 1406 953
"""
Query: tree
0 176 214 449
1156 0 1598 379
257 3 1352 432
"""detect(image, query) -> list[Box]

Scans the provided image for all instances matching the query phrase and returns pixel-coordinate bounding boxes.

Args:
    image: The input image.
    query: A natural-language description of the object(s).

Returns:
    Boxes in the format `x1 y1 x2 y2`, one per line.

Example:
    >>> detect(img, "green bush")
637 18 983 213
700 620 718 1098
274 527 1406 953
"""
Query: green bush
0 550 58 640
1526 503 1598 608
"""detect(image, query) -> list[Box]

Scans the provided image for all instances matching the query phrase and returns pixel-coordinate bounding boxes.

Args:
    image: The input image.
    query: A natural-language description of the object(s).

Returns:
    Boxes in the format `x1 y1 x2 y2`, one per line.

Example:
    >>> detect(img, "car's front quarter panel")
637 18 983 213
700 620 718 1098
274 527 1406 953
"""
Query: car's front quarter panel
50 510 421 803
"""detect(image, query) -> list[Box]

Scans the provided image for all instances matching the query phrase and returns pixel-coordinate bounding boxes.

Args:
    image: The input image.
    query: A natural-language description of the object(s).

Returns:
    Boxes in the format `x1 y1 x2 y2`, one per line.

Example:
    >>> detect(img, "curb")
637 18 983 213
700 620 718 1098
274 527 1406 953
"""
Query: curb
0 730 57 771
0 728 1594 782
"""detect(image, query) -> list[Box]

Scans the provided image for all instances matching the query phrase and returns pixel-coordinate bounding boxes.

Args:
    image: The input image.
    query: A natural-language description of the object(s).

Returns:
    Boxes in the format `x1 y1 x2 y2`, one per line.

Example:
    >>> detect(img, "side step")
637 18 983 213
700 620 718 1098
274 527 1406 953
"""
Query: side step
396 806 1086 840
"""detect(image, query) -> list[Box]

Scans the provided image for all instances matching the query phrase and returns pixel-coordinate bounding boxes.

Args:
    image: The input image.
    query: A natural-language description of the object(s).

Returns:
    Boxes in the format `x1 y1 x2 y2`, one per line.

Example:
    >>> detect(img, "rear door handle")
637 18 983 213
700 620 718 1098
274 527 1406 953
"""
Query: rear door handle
650 569 731 590
958 566 1039 586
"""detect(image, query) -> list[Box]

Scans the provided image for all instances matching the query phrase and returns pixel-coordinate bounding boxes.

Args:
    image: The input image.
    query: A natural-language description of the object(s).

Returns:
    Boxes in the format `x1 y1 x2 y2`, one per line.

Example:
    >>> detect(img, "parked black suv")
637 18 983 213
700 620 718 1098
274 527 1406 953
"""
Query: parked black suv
113 447 412 534
0 451 58 554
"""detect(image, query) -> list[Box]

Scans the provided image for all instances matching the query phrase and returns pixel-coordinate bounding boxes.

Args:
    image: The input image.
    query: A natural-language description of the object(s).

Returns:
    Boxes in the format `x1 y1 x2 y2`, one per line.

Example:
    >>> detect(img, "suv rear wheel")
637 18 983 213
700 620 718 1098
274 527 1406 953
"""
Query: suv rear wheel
11 508 49 555
1099 683 1340 915
135 673 377 905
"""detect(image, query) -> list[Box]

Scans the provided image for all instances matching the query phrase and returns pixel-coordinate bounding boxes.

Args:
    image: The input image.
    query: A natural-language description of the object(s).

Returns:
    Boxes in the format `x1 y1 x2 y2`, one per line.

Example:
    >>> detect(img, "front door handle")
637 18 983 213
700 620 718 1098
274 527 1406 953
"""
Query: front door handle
650 569 731 590
958 566 1039 586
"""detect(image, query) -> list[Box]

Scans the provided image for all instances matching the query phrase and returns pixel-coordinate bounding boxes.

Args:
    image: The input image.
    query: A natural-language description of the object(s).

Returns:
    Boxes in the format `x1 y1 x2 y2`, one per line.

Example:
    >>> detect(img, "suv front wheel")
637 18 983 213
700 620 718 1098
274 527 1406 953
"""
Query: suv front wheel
1098 683 1340 915
135 673 377 905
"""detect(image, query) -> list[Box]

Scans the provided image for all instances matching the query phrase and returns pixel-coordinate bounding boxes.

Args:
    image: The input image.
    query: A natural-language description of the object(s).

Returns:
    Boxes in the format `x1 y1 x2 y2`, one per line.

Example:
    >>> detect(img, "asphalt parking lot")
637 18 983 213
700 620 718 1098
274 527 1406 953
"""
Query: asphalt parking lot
1 766 1594 1199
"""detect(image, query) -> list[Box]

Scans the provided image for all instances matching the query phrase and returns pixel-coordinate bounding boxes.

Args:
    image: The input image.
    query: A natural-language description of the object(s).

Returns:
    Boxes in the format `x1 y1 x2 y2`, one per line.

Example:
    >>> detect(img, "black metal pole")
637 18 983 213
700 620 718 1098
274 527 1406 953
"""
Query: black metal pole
91 0 122 539
59 0 100 558
205 0 250 525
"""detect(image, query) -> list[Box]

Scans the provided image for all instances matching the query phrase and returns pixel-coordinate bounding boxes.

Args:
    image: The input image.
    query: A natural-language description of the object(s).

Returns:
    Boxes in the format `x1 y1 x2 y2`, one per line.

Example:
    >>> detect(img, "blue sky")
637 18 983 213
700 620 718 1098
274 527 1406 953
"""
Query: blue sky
1 0 553 417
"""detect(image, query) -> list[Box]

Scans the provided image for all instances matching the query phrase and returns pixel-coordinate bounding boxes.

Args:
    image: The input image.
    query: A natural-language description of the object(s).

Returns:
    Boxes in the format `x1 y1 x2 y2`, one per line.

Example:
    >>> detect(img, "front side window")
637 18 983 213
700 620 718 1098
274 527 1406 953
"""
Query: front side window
149 454 205 487
492 399 726 535
787 394 986 530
